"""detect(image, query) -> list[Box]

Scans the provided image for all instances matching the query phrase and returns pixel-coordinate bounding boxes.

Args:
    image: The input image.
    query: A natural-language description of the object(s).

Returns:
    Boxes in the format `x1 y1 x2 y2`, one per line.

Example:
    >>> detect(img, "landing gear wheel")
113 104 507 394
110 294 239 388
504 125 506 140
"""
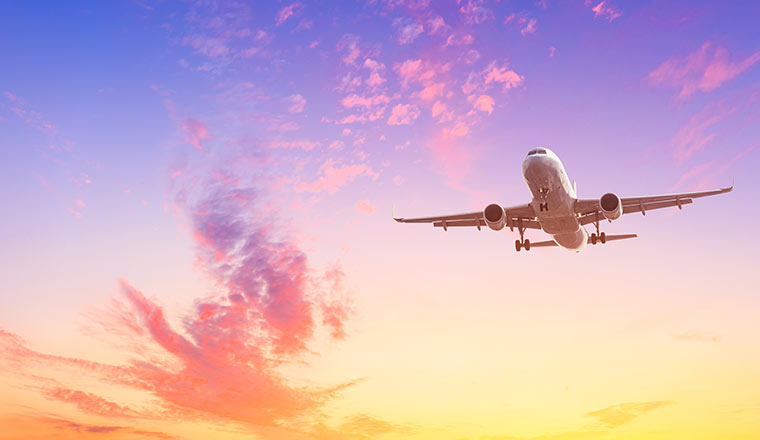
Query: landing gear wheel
515 239 521 252
600 232 606 244
591 233 597 245
524 239 531 251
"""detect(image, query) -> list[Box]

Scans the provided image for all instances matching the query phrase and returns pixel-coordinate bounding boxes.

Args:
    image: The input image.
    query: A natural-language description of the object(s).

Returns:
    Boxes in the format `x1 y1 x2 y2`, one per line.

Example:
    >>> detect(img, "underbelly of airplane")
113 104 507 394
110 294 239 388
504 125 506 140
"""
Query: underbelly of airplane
538 214 588 252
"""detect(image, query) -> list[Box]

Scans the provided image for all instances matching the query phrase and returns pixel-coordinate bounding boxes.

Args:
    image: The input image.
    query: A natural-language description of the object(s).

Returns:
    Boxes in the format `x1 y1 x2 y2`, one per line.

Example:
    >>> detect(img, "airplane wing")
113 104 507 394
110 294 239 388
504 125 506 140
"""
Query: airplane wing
574 184 733 226
393 203 539 230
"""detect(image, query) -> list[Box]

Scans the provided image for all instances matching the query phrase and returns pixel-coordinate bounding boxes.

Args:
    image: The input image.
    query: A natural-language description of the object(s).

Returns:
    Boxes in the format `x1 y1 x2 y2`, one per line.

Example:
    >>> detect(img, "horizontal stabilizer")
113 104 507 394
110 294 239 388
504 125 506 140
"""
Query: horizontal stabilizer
528 240 558 247
589 233 638 243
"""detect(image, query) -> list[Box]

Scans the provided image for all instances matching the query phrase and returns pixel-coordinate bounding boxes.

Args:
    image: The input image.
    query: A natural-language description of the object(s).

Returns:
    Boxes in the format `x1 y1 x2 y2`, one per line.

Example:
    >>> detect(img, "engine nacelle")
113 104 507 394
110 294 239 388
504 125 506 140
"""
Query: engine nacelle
600 192 622 221
484 203 506 231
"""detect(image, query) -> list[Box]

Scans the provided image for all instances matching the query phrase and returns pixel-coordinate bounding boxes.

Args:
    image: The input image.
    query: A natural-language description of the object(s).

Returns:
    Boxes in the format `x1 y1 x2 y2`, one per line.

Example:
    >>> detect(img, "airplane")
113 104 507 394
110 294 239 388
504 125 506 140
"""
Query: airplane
393 147 733 252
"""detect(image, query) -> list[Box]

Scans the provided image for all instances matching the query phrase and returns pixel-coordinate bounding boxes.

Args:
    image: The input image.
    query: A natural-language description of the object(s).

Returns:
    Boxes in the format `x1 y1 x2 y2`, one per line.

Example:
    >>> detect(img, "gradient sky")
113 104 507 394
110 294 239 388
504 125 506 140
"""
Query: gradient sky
1 1 759 439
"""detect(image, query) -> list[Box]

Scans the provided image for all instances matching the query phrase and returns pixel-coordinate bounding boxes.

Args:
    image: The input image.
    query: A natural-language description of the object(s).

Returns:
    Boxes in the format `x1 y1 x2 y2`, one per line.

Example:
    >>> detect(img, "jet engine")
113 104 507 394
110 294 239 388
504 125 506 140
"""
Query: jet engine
484 203 506 231
600 192 622 220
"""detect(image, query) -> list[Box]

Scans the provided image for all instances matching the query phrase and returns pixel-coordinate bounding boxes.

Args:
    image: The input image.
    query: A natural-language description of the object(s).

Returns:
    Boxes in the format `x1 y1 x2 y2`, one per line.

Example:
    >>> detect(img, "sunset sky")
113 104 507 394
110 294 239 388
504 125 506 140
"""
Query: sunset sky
1 1 759 439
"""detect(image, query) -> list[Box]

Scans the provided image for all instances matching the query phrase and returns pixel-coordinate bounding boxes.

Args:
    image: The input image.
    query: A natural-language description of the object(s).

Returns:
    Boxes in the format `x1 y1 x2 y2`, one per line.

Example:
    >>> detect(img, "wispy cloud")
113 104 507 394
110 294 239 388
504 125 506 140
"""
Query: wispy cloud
648 42 760 98
181 118 211 150
275 2 303 26
298 161 377 194
393 17 424 45
585 0 622 21
586 401 670 428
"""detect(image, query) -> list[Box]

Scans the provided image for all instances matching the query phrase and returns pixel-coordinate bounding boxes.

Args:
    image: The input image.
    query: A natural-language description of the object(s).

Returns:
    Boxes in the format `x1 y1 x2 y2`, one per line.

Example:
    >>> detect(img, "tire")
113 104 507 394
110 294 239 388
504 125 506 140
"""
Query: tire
591 233 597 245
524 239 531 251
600 232 606 244
515 240 521 252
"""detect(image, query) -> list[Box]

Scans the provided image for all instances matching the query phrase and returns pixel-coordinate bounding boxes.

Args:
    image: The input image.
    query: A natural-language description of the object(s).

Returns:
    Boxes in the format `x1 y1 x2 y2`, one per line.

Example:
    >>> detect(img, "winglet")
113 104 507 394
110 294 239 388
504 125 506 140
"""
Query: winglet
392 204 403 222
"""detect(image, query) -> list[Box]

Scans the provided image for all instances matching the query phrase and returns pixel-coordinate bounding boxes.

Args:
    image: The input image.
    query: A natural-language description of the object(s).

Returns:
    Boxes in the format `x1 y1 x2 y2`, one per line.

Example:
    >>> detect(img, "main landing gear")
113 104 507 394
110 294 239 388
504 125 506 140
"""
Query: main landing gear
590 214 606 245
514 221 530 252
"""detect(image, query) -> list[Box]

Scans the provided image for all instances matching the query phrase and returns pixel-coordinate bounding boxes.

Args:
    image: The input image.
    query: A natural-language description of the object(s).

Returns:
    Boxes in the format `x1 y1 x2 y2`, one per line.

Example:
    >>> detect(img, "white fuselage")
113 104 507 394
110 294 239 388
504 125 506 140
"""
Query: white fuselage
522 150 588 251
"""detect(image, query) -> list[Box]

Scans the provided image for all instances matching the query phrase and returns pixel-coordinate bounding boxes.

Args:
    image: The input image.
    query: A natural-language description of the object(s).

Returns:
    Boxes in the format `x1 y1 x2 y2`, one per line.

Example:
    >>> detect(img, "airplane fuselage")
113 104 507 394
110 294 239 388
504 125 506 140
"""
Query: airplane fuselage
522 150 588 251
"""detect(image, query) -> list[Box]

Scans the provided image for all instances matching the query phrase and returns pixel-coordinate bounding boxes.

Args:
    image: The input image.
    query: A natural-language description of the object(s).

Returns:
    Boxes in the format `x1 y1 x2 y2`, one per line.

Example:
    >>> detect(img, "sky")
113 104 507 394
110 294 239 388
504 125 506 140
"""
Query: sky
1 0 759 439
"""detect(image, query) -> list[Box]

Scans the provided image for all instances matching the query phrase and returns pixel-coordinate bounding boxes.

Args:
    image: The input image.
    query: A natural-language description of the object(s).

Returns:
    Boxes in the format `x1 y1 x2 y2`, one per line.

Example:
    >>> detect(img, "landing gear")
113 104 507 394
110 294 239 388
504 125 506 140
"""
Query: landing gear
514 220 530 252
590 213 607 245
515 239 531 251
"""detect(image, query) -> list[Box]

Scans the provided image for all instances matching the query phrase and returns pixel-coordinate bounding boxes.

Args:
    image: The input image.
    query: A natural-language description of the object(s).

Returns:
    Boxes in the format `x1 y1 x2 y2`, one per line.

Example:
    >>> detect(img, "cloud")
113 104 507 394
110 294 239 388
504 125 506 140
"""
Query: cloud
387 104 420 125
586 401 670 428
585 0 622 21
0 127 356 432
673 330 721 343
269 139 319 151
337 34 362 65
472 94 495 114
363 58 387 88
354 199 376 215
648 42 760 98
181 118 211 150
341 94 391 108
427 16 450 35
458 0 494 24
417 82 446 101
393 17 424 45
463 62 524 94
43 387 138 418
298 161 377 194
669 100 736 162
284 94 306 113
504 13 537 36
275 2 303 26
0 415 175 439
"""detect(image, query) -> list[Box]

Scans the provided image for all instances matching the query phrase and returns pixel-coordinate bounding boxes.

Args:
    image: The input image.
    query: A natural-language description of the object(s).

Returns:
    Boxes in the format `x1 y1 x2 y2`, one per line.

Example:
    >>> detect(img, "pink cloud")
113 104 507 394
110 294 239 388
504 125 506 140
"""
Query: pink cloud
393 17 424 45
340 94 391 108
427 16 450 35
354 199 377 215
504 13 537 36
427 123 476 183
463 62 523 94
363 58 387 88
417 82 446 100
297 161 377 194
387 104 420 125
484 63 524 89
670 101 735 162
458 0 494 24
284 94 306 113
585 0 622 21
182 35 230 59
275 2 303 26
432 101 447 118
269 139 319 151
392 175 404 185
337 34 361 65
181 118 211 150
472 94 495 114
648 42 760 98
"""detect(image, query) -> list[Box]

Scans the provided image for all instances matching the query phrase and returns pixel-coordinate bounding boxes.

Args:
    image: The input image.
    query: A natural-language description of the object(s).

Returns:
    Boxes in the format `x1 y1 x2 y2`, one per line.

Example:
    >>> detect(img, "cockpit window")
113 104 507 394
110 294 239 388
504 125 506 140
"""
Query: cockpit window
527 148 547 156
